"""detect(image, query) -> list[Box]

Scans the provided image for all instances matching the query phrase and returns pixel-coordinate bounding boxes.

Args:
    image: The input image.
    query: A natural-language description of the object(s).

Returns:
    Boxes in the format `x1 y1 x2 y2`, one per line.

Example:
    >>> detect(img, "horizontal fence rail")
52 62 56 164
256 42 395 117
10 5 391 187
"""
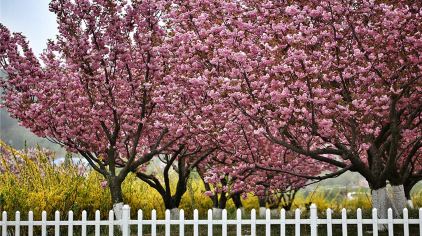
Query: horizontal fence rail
1 204 421 236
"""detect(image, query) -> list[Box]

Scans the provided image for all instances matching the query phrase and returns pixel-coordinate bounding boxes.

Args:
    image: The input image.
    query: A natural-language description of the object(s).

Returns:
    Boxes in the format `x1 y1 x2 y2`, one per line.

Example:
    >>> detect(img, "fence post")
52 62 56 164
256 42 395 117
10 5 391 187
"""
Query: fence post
357 208 363 236
151 209 157 236
387 208 393 236
68 211 74 236
207 209 212 236
419 208 422 236
326 208 332 236
180 209 185 236
403 208 408 236
137 210 143 236
310 204 317 236
251 209 256 236
54 211 60 236
81 210 87 236
165 209 170 236
295 208 301 236
95 210 100 236
342 208 348 236
222 209 227 236
265 209 271 236
280 209 286 236
121 205 130 236
15 211 20 236
372 208 378 236
194 209 199 236
236 208 242 236
108 210 114 236
42 211 47 236
1 211 6 236
28 211 34 236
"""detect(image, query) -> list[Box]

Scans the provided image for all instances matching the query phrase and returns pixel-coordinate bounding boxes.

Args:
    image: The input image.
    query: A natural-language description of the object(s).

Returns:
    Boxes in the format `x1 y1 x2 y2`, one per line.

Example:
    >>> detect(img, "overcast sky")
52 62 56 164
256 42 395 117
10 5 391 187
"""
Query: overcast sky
0 0 58 55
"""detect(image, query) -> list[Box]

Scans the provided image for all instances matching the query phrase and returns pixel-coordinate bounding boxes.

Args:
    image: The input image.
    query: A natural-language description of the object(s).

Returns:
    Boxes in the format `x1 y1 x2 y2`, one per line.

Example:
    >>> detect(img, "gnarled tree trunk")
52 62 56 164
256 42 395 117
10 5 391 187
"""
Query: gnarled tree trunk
371 185 391 231
109 177 124 220
390 184 407 216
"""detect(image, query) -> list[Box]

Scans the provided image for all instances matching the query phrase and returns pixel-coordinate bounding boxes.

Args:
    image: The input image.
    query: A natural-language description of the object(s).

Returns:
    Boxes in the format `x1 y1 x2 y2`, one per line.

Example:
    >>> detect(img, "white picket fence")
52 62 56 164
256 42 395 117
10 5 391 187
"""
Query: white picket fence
1 204 422 236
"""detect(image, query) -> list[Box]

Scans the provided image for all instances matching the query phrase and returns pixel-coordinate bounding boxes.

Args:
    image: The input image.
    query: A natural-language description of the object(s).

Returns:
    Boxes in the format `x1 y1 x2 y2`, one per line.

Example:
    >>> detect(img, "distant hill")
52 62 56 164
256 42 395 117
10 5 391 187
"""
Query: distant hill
0 108 66 156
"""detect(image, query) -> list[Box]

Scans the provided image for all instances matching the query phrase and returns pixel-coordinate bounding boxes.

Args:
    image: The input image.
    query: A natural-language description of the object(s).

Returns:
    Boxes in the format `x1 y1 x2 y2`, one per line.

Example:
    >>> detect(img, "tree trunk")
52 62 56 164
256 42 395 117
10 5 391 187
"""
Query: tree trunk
212 207 223 219
232 193 245 216
232 193 243 208
109 177 124 220
162 194 180 219
270 209 279 218
219 192 228 209
390 184 407 216
211 192 228 219
258 195 267 218
259 207 267 218
170 208 180 220
371 186 391 231
404 183 414 209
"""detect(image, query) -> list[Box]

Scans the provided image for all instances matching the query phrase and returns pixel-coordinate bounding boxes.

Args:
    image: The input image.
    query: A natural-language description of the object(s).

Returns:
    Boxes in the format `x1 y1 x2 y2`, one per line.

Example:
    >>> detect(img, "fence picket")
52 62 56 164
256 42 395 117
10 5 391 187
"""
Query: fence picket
151 209 157 236
138 209 143 236
372 208 378 236
310 204 317 236
387 208 393 236
165 209 170 236
95 210 100 236
28 211 34 236
326 208 332 236
122 205 130 236
1 211 6 236
194 209 199 236
108 210 114 236
222 209 227 236
419 208 422 236
0 206 420 236
237 208 242 236
342 208 347 236
15 211 20 236
81 210 87 236
357 208 362 236
42 211 47 236
251 209 256 236
280 209 286 236
403 208 408 236
295 208 301 236
207 209 212 236
54 211 60 236
266 209 271 236
180 209 185 236
68 211 73 236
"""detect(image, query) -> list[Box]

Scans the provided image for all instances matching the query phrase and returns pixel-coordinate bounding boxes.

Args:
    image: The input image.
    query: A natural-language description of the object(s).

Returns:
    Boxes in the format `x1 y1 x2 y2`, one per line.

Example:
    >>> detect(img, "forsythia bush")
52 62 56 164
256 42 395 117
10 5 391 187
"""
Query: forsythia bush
0 141 421 221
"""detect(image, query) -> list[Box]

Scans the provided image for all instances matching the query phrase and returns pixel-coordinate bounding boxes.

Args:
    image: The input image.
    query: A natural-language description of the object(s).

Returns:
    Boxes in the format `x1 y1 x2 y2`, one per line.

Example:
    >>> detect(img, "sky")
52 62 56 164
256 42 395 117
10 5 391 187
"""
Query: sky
0 0 58 55
0 0 65 154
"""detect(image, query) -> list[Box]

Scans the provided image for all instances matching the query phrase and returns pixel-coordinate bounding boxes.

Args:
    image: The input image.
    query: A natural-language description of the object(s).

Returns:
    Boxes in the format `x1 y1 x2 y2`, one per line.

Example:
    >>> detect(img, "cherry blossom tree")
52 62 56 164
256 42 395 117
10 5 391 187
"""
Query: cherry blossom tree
169 0 422 222
0 0 182 219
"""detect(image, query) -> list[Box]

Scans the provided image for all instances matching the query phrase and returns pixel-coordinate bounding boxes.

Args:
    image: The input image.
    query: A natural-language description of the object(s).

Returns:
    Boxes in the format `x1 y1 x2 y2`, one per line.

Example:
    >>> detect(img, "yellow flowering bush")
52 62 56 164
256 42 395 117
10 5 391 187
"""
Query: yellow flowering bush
0 141 421 222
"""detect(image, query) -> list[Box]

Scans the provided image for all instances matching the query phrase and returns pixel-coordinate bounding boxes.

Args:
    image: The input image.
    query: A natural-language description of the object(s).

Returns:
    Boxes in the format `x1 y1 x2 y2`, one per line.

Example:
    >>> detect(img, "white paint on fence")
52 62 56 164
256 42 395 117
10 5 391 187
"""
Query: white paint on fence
180 209 184 236
295 208 301 236
280 208 285 236
357 208 363 236
327 208 333 236
0 204 422 236
342 208 347 236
